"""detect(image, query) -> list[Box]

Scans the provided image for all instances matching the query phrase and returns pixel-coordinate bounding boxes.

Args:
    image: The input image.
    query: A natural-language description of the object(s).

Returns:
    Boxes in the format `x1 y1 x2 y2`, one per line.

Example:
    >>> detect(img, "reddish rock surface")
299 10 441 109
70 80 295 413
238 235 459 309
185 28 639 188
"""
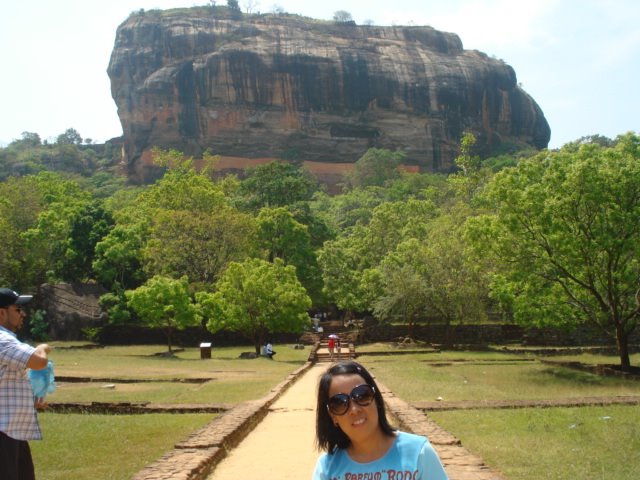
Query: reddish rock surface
108 9 550 183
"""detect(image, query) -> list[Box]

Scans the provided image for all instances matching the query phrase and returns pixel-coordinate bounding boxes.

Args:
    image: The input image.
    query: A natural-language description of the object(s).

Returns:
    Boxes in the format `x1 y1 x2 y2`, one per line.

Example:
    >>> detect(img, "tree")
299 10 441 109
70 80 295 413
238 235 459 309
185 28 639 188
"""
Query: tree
467 134 640 370
18 172 92 287
198 258 311 355
16 132 41 148
93 223 146 290
318 228 373 315
59 200 114 281
243 0 259 13
136 158 226 213
311 187 389 231
135 157 253 289
255 207 323 304
363 199 435 259
449 132 491 201
364 252 428 338
143 207 255 288
235 161 319 210
227 0 242 18
126 276 198 353
347 148 405 188
333 10 353 23
56 128 82 145
367 202 489 340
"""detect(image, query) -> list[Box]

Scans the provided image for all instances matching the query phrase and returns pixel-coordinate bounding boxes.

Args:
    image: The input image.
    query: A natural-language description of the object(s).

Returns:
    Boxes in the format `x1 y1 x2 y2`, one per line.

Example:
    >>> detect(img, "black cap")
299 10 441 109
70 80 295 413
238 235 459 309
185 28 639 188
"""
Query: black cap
0 288 33 308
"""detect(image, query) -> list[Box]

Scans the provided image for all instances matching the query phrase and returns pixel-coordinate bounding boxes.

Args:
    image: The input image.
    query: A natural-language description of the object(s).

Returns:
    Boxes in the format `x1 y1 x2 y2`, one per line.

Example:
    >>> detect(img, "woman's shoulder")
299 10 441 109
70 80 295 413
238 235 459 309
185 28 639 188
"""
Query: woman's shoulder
395 430 428 447
314 448 348 472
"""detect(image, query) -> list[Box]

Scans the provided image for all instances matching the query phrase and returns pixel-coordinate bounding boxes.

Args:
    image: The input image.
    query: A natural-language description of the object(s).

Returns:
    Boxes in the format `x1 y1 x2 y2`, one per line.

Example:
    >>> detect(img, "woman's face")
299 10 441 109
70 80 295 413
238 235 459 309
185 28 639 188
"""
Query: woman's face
327 374 379 443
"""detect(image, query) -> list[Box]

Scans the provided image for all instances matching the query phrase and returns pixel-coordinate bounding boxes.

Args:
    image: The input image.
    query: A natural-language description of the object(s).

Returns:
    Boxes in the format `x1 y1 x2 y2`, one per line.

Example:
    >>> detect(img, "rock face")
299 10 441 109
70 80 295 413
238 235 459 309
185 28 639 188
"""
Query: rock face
108 9 550 182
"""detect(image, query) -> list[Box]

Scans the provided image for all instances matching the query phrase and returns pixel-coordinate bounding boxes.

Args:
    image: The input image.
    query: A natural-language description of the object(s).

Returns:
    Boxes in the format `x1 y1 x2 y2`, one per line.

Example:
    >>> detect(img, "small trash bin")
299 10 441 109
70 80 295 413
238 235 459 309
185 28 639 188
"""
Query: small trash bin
199 342 212 359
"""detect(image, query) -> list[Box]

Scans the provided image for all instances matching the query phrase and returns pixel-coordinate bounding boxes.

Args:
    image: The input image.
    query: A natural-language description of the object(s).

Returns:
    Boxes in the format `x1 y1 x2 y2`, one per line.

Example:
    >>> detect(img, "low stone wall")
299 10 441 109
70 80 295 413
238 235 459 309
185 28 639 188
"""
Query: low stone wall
360 323 640 348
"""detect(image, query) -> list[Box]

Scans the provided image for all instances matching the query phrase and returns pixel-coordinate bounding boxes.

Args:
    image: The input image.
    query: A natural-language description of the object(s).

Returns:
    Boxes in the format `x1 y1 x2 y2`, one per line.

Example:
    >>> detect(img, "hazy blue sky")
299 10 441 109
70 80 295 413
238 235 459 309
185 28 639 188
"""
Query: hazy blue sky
1 0 638 148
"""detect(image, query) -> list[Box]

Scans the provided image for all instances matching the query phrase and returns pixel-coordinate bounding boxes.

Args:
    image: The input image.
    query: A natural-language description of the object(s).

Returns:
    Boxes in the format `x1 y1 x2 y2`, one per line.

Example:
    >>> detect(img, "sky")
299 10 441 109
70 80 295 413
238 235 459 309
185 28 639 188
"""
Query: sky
1 0 638 148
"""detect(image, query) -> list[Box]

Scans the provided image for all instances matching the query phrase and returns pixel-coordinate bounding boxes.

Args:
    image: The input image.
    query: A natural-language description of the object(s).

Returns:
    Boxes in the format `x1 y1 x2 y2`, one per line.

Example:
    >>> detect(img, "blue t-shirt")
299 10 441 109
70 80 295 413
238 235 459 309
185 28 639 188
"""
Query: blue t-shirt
313 431 448 480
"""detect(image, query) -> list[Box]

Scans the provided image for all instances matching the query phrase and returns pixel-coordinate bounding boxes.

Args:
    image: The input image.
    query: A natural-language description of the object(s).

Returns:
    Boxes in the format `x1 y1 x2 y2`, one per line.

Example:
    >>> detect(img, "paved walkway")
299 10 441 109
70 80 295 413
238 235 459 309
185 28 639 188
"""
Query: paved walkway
206 363 325 479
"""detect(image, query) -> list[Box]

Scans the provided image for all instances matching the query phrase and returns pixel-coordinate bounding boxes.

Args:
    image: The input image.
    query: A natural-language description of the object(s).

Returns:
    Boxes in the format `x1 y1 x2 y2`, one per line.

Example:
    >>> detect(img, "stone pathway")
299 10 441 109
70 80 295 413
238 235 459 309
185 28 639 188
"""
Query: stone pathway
206 362 324 479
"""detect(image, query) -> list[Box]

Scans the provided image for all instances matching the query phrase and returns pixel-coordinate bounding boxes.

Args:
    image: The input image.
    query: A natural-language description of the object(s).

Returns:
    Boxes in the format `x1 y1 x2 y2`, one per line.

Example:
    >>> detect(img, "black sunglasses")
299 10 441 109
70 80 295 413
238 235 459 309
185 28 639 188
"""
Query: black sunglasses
327 384 376 416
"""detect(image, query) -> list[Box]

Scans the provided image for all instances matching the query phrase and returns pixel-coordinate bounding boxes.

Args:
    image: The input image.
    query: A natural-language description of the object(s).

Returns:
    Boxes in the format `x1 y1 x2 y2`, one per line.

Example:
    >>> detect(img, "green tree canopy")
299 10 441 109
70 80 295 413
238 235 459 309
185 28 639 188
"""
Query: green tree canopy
93 223 147 290
467 133 640 370
0 172 93 289
198 258 311 354
255 207 323 304
346 148 405 188
59 200 114 281
318 228 373 314
143 207 255 289
235 161 319 210
126 275 198 353
56 128 83 145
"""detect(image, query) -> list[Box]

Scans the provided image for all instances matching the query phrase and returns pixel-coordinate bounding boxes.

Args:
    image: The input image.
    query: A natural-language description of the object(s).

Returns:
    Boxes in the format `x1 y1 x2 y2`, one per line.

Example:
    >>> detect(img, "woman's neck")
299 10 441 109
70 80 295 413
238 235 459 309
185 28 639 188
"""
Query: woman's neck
347 430 396 463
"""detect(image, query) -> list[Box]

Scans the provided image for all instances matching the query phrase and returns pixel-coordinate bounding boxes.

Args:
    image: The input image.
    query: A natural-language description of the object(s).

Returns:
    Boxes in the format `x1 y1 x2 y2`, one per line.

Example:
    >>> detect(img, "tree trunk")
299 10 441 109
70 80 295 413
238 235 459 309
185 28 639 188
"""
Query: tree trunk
167 326 173 353
615 324 631 372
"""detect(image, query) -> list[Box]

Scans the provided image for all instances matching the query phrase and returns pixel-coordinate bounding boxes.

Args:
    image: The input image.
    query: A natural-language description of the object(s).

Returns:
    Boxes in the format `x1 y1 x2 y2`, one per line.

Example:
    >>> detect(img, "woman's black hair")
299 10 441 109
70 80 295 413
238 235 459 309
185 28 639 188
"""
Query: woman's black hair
315 360 395 453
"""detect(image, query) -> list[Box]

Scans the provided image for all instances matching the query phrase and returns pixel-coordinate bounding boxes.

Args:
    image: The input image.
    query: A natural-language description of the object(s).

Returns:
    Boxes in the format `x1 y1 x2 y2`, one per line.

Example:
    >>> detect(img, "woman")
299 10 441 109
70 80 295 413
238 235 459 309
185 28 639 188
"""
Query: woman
313 361 448 480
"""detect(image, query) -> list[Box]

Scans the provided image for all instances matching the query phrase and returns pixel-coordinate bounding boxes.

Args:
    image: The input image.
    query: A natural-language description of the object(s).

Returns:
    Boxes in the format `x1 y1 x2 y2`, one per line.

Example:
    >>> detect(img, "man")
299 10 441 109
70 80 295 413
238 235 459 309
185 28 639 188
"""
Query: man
0 288 51 480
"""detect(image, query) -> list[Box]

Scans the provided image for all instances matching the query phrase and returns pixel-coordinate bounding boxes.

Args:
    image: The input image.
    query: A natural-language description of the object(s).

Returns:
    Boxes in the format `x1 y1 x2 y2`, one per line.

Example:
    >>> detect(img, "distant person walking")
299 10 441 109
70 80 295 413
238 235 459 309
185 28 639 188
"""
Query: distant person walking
327 336 336 361
0 288 52 480
335 337 342 360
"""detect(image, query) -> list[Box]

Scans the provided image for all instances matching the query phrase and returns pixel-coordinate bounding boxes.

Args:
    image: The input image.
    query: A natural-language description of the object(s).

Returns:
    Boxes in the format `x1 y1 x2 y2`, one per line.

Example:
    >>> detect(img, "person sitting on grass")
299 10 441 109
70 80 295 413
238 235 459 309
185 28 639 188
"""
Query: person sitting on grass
265 341 275 360
313 360 448 480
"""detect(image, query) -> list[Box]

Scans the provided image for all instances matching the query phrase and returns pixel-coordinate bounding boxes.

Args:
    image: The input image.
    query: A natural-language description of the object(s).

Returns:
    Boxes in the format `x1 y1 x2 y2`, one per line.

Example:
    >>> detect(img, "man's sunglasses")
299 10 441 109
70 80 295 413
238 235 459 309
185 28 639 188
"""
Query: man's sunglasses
327 384 376 416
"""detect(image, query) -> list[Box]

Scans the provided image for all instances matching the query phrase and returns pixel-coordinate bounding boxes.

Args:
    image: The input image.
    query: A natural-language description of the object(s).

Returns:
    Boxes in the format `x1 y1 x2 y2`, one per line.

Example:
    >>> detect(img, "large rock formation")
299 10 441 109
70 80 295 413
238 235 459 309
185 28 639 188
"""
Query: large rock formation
108 8 550 182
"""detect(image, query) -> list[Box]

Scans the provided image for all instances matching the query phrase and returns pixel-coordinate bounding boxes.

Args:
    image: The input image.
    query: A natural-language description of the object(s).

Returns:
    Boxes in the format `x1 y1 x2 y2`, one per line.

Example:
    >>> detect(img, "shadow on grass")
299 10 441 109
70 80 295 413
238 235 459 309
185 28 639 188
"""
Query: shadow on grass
540 366 606 385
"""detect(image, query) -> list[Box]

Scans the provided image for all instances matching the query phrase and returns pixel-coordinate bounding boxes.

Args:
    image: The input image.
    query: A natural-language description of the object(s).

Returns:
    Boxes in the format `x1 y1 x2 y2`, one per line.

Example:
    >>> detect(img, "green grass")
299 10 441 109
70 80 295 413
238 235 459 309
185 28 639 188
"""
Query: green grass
30 344 310 479
358 351 640 402
356 349 640 480
430 405 640 480
31 413 213 480
48 344 309 404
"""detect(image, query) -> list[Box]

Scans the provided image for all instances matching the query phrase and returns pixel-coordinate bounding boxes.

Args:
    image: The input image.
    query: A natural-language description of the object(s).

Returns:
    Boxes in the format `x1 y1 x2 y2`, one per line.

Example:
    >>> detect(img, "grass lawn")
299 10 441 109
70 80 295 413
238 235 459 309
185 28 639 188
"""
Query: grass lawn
31 413 213 480
358 348 640 402
47 343 309 404
30 344 310 479
357 348 640 480
430 405 640 480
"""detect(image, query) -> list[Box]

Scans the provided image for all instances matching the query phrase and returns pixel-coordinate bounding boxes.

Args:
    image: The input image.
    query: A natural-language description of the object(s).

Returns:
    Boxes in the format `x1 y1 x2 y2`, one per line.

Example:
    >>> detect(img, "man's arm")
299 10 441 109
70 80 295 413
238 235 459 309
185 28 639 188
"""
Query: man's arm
27 343 51 370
